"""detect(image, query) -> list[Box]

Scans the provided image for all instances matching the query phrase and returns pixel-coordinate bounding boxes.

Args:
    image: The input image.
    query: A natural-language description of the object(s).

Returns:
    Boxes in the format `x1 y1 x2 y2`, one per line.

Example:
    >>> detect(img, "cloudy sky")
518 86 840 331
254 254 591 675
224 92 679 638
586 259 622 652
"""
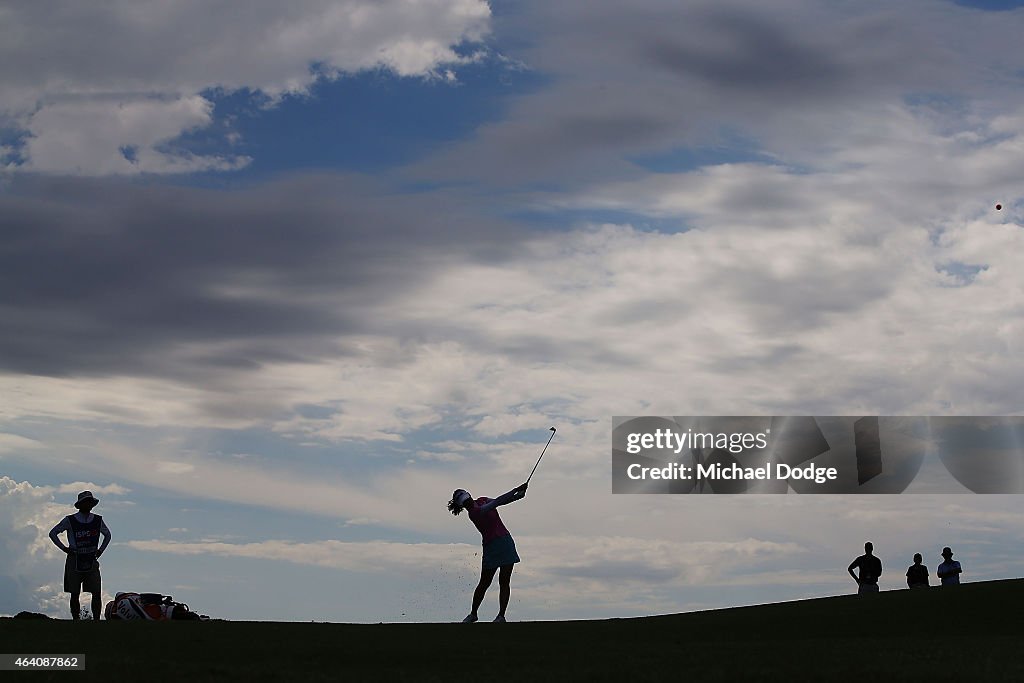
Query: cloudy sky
3 0 1024 621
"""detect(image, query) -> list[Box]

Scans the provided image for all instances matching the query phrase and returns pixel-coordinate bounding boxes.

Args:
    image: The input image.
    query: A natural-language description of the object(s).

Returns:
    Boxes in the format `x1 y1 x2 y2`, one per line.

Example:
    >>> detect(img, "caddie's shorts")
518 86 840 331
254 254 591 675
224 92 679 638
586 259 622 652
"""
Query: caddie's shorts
64 554 101 594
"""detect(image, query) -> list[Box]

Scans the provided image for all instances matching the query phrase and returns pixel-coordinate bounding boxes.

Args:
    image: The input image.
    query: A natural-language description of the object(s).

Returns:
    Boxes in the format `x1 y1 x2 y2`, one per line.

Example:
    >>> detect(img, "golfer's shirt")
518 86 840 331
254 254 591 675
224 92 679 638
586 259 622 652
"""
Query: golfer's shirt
467 498 511 544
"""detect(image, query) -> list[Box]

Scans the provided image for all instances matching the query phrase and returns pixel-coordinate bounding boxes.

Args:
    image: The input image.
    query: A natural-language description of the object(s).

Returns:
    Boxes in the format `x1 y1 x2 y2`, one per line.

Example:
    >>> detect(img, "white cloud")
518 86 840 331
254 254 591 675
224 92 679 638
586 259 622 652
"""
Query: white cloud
20 96 250 175
0 433 44 454
1 195 1021 437
17 439 465 535
343 517 382 527
556 111 1024 228
2 5 1022 435
125 538 472 573
156 462 196 475
417 0 1024 184
0 0 491 174
0 477 71 616
52 482 131 497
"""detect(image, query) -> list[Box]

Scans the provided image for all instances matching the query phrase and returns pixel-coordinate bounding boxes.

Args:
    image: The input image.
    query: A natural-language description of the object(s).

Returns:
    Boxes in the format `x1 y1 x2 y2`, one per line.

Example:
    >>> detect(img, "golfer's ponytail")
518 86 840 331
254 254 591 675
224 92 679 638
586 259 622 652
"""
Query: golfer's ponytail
447 497 463 515
448 489 470 515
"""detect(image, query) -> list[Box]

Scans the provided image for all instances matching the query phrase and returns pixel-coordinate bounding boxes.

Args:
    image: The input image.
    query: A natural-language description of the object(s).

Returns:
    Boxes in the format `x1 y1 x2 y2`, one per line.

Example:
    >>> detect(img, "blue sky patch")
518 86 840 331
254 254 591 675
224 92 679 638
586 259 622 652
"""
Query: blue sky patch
172 60 547 184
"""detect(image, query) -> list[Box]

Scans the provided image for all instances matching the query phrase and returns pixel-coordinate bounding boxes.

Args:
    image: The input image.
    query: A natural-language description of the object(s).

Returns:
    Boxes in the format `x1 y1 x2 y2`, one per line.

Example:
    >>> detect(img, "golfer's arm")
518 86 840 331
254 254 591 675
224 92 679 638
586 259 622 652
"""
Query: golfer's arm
496 487 525 506
847 564 859 582
478 488 522 512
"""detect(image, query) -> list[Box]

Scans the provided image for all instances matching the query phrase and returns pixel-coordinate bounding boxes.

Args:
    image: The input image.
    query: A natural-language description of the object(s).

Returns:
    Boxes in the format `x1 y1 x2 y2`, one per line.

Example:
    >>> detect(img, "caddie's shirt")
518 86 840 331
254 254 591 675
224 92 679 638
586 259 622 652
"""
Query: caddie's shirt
852 554 882 584
51 512 110 552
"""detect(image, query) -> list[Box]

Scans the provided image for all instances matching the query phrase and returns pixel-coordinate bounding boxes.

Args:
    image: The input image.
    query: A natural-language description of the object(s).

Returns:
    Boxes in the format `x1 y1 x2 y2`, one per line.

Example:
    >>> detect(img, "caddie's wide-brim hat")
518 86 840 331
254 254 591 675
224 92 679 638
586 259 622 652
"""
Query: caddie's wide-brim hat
75 490 99 509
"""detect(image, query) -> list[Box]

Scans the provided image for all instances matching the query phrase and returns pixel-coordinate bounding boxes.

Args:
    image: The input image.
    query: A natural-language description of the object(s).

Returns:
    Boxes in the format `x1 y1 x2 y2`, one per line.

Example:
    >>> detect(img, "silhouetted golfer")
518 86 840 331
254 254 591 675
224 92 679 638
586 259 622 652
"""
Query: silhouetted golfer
48 491 111 620
936 547 962 585
448 483 528 623
848 541 882 594
906 553 929 589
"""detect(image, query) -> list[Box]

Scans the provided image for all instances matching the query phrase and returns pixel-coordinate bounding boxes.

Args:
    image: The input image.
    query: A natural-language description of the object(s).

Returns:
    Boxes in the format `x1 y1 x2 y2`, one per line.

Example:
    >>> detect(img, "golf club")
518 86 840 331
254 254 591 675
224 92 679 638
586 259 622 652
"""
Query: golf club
526 427 556 484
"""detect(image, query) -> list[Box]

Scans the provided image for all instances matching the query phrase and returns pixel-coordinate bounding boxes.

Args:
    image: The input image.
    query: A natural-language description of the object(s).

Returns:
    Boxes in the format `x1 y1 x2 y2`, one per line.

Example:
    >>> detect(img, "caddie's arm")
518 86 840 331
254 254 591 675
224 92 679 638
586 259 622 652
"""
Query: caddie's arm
97 519 112 558
48 519 70 554
847 561 860 583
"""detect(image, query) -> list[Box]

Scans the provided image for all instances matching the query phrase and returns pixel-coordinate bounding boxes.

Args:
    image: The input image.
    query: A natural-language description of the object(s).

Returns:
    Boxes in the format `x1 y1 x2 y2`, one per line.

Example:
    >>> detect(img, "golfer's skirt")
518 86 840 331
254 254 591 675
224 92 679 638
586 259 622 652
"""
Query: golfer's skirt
482 534 520 570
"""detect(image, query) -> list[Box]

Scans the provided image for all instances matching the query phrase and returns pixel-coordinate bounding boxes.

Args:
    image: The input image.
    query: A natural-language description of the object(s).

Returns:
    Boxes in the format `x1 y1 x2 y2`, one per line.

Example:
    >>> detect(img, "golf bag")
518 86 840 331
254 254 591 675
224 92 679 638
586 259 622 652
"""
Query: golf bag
104 592 209 621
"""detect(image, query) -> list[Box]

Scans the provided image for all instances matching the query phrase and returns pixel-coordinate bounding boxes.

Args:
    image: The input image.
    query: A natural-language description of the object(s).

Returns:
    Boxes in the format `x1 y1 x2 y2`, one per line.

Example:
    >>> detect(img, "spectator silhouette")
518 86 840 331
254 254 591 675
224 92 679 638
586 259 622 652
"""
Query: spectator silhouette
848 541 882 594
906 553 929 589
936 547 962 586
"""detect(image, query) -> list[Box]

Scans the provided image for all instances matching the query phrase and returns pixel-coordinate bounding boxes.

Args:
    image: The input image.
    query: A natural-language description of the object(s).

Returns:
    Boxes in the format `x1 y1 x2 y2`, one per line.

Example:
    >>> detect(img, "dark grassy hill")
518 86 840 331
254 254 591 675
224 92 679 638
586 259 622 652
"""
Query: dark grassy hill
4 579 1023 681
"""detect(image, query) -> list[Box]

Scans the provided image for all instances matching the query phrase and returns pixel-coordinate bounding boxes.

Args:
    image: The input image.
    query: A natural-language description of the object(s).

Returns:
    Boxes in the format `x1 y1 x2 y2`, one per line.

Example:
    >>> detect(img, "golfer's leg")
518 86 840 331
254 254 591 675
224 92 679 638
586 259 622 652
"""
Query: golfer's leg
90 592 102 621
70 592 81 620
472 567 497 616
497 565 513 617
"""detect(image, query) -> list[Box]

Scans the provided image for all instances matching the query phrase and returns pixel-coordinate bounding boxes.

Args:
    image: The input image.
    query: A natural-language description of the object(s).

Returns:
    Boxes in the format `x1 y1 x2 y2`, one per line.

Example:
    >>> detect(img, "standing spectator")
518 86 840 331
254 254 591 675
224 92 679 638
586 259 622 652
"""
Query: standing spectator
848 541 883 594
906 553 929 589
937 547 962 586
